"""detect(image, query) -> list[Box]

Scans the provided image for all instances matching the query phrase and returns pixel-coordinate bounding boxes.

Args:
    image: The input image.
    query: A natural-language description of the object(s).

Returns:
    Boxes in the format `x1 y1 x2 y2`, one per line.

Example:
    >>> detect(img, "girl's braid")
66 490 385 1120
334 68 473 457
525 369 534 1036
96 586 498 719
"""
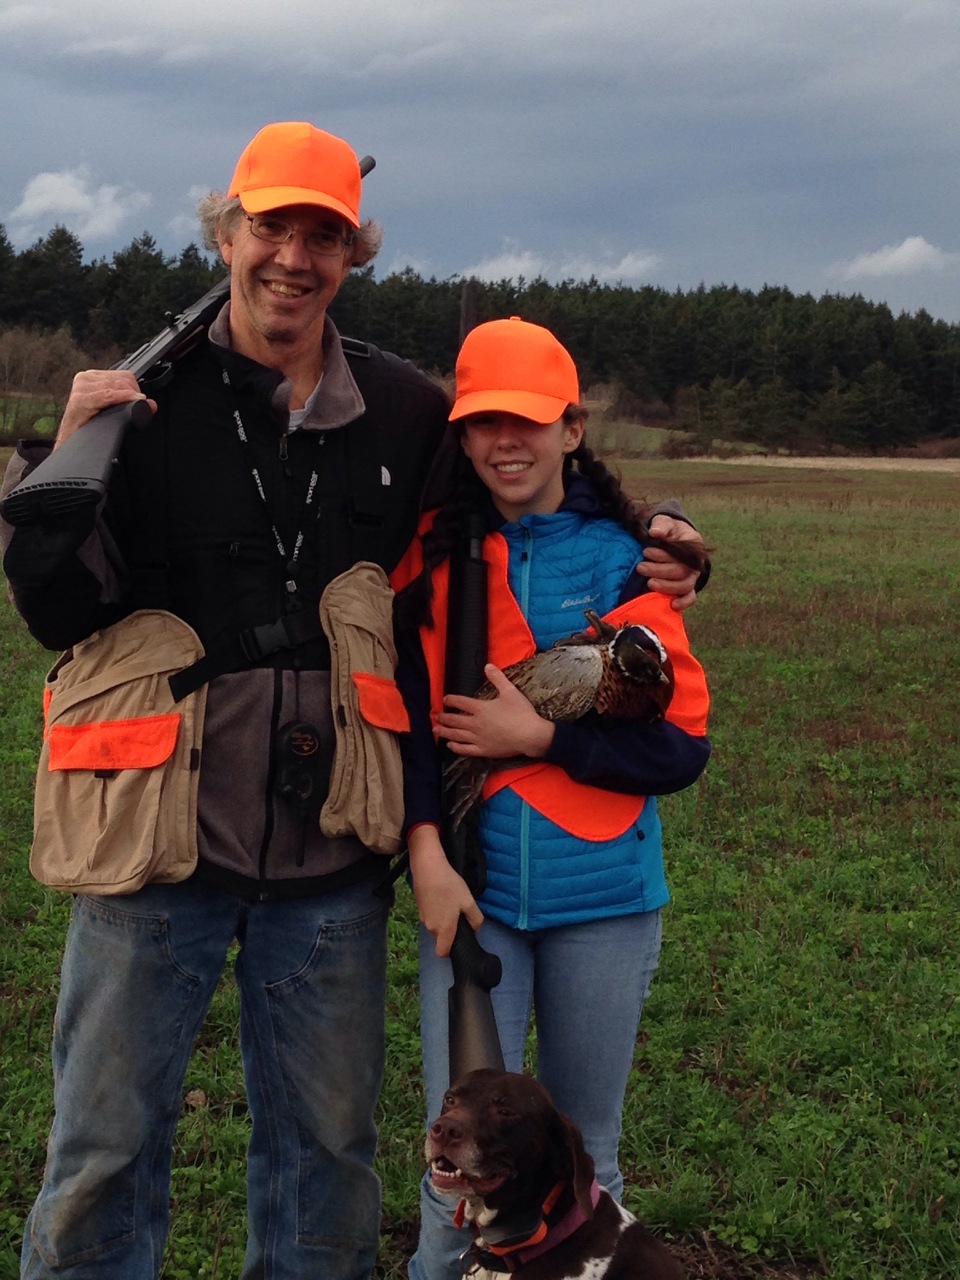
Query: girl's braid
395 464 487 631
568 440 648 542
569 439 711 573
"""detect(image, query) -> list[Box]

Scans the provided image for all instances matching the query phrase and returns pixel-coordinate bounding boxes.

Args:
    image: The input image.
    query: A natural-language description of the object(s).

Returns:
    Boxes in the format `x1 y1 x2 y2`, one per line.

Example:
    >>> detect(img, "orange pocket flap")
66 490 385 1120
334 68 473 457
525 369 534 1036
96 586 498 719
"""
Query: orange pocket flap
48 714 182 772
352 673 411 733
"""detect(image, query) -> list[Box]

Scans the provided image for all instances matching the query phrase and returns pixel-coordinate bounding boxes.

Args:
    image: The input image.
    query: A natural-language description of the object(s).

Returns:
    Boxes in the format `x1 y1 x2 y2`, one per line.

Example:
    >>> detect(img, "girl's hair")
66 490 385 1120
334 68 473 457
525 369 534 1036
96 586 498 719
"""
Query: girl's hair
396 406 654 631
195 192 384 268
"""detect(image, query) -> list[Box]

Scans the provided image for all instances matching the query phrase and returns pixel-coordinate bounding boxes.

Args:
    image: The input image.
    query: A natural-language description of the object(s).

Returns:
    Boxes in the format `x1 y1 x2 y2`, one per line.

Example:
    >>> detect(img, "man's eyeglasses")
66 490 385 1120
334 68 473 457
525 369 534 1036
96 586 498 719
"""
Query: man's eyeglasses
245 214 355 256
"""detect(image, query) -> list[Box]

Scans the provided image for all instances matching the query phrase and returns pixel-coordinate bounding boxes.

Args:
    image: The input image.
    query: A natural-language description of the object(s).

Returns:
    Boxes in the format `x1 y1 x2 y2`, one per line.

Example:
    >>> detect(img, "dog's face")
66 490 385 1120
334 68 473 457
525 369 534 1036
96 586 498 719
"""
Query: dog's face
425 1068 595 1215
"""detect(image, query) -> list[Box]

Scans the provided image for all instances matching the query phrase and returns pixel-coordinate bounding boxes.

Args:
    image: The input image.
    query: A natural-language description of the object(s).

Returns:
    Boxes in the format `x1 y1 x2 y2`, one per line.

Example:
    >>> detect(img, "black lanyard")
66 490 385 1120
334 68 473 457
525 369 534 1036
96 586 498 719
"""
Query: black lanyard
223 368 320 596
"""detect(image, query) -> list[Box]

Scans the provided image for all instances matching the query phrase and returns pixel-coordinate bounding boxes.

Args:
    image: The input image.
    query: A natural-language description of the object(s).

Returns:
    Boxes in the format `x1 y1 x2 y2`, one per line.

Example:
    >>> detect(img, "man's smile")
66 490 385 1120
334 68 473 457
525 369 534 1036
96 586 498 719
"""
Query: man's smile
264 280 311 298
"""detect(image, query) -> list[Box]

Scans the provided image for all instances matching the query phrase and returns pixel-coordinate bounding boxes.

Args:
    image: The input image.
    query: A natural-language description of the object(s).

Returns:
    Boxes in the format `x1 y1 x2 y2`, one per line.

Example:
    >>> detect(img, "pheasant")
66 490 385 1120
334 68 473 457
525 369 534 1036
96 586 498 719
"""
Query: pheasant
446 610 674 825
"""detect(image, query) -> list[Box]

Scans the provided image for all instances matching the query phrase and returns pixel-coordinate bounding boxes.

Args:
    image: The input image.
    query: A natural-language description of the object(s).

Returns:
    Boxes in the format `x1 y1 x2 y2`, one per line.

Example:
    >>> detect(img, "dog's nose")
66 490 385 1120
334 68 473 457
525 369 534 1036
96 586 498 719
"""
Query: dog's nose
431 1115 463 1142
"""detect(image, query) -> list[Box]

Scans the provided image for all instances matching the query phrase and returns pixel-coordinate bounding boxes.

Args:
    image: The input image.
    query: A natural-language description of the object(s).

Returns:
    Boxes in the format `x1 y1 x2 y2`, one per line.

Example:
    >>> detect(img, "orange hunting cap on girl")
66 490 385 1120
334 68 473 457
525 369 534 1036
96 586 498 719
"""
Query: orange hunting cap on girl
228 122 362 227
449 317 580 424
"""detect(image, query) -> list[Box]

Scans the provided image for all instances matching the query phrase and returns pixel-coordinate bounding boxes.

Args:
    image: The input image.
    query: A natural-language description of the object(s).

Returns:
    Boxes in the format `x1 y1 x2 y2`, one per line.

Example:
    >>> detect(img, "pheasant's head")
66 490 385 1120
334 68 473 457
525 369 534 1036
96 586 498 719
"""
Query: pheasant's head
613 624 672 685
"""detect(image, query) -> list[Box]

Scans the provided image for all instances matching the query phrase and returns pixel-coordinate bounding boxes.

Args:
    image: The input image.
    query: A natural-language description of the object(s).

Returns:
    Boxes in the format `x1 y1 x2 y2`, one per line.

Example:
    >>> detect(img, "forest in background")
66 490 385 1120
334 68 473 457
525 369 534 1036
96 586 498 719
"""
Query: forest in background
2 222 960 454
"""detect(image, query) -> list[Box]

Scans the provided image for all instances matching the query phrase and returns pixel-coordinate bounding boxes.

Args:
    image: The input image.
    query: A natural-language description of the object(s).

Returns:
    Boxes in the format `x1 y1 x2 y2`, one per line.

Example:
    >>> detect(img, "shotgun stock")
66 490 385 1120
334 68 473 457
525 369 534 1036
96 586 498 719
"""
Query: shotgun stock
1 156 377 530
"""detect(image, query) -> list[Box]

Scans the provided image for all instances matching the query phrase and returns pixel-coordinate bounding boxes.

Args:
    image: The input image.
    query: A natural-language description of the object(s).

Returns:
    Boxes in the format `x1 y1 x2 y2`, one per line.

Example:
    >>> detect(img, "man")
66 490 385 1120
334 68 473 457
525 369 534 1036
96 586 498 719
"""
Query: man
1 122 703 1280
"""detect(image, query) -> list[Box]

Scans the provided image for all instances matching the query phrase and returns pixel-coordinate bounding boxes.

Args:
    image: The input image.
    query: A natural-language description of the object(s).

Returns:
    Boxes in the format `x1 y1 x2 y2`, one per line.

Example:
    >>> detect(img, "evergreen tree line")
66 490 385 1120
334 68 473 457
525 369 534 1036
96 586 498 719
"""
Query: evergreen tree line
3 223 960 453
0 224 223 357
330 269 960 453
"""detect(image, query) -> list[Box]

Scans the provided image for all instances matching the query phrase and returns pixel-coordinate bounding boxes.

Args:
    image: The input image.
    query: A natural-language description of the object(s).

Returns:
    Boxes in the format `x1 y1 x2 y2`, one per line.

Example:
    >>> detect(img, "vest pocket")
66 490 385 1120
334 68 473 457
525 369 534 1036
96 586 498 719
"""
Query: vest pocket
48 714 182 771
31 611 207 895
319 563 406 856
351 672 410 733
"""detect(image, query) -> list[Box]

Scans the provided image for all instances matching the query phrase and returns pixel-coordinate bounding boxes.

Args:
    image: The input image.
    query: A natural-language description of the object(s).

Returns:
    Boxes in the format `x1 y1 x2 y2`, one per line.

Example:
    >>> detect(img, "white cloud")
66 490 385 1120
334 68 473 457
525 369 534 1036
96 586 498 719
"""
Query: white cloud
167 186 214 242
457 246 546 282
829 235 960 280
554 250 663 284
168 213 202 240
8 167 151 243
385 250 434 277
453 242 662 285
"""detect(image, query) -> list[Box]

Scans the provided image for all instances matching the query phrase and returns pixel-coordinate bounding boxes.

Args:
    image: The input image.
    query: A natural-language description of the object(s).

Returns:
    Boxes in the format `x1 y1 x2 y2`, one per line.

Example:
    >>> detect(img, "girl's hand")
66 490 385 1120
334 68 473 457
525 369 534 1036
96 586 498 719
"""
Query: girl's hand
436 664 555 759
408 825 484 957
636 514 706 610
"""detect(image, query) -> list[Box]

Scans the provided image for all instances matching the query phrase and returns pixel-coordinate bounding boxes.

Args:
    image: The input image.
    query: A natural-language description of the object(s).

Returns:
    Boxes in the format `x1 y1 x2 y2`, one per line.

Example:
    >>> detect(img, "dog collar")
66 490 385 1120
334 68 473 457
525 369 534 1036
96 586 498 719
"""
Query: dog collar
459 1178 602 1273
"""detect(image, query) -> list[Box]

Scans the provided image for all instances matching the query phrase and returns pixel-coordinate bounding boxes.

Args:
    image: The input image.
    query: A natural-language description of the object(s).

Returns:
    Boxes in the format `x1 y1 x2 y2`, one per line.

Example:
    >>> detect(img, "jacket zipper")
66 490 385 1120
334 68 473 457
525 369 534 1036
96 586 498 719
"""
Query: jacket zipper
519 526 533 617
517 802 531 930
257 659 284 888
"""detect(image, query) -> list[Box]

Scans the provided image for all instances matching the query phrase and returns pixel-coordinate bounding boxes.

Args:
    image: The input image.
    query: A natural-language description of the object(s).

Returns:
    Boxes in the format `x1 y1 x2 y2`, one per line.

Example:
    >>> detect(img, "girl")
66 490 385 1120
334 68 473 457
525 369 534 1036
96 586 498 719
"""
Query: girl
394 317 711 1280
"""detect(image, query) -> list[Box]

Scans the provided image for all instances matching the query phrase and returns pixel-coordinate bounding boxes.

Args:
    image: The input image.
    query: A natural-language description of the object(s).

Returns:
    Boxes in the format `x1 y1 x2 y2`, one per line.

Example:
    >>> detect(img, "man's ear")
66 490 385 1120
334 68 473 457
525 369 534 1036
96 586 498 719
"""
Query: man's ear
217 218 235 267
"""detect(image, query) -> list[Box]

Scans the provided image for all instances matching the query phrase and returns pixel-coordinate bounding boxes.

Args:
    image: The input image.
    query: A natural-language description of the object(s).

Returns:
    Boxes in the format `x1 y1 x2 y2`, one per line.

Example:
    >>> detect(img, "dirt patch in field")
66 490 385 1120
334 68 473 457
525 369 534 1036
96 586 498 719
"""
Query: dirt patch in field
696 455 960 473
670 1234 824 1279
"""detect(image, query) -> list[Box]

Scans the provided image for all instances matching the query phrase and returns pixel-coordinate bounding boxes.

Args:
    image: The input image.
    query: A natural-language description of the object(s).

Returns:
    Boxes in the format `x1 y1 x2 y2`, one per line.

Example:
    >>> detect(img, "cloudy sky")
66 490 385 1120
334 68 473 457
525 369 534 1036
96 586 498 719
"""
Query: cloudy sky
3 0 960 321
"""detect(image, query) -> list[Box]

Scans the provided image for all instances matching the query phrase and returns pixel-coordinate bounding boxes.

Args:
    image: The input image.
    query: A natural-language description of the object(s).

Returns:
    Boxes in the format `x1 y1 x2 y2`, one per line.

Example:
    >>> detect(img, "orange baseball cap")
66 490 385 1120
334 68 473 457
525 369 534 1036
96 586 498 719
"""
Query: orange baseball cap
228 122 362 227
449 317 579 424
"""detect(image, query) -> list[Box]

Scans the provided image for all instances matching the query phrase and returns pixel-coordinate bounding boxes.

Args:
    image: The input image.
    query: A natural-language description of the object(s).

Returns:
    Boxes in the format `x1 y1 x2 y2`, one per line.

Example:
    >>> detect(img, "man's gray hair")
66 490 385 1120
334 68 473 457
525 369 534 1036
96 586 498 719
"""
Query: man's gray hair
196 193 383 267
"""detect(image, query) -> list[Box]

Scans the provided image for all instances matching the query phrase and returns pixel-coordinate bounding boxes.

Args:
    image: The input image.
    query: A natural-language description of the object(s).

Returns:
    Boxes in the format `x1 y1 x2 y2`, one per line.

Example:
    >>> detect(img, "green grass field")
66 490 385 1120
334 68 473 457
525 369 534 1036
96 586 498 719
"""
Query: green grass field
1 459 958 1279
0 397 58 443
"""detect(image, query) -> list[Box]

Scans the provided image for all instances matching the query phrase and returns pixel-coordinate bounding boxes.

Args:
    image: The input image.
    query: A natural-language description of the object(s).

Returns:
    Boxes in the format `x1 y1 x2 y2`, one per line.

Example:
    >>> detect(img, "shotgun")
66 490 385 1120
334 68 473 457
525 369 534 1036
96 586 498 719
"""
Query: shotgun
1 156 376 529
443 508 505 1082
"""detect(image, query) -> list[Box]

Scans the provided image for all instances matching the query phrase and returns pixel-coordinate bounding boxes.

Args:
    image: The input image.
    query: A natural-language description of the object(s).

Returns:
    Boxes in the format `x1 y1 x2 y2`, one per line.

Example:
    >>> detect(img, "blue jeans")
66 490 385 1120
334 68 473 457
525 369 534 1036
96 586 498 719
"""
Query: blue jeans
408 908 662 1280
21 877 391 1280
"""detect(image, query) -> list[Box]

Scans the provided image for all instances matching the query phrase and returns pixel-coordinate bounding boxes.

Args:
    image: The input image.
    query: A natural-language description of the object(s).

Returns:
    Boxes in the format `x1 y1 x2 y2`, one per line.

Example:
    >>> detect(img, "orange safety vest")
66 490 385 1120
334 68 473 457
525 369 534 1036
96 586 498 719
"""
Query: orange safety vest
391 515 710 842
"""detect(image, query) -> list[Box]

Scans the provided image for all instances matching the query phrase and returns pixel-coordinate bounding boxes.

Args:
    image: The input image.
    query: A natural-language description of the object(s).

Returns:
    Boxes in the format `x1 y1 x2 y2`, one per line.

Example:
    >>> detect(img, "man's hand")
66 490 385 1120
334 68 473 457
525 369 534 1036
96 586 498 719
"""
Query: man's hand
55 370 157 450
637 515 708 611
436 664 555 759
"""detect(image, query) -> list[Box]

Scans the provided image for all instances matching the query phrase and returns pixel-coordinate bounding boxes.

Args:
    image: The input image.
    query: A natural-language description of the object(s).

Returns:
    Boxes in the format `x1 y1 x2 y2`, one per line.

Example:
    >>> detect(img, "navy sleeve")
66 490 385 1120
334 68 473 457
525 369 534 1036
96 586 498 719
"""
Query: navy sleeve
544 717 710 795
2 443 128 651
394 604 444 831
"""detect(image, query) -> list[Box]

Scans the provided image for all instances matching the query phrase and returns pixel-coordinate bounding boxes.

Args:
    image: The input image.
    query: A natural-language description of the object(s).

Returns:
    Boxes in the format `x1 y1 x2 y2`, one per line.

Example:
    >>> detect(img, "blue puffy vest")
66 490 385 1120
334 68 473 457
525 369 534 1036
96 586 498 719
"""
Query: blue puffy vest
477 509 669 931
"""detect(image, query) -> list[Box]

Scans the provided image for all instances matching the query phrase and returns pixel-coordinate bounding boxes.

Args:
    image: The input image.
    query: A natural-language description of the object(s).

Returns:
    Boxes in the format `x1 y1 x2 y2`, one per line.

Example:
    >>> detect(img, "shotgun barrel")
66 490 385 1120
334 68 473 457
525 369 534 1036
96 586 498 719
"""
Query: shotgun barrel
443 509 505 1080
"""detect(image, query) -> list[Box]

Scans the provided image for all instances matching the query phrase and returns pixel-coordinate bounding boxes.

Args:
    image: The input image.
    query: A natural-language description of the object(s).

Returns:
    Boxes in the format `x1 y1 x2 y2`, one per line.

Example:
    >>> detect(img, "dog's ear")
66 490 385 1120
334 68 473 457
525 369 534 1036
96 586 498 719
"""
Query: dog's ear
550 1110 597 1215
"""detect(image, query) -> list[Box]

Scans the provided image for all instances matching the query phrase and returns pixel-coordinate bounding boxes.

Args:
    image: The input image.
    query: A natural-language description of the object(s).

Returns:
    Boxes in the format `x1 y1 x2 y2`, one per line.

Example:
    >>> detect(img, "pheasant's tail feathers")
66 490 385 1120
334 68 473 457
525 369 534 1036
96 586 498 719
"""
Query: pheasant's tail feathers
445 756 491 828
553 608 615 649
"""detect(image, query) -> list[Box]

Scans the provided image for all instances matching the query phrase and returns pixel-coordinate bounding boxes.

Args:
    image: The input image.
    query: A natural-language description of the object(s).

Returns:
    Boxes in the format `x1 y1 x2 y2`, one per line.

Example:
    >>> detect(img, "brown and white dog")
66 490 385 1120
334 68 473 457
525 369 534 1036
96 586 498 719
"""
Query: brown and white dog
425 1068 684 1279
